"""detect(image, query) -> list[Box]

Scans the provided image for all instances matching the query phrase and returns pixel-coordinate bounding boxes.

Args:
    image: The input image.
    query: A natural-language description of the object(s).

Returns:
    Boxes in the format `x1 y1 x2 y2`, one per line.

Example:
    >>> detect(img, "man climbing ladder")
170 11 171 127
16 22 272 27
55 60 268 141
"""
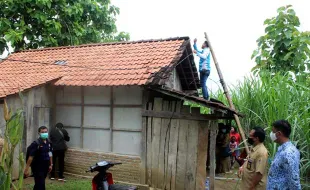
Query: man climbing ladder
193 38 211 100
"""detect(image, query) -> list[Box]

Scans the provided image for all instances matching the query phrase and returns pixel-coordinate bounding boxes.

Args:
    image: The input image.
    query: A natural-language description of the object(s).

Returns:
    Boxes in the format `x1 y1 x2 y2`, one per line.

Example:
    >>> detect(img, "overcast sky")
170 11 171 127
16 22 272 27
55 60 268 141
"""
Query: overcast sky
111 0 310 92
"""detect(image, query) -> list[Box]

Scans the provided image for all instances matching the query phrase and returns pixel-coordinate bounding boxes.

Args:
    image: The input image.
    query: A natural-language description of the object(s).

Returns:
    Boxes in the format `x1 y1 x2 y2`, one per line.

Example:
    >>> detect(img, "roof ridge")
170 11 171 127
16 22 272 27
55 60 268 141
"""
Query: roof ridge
15 36 190 53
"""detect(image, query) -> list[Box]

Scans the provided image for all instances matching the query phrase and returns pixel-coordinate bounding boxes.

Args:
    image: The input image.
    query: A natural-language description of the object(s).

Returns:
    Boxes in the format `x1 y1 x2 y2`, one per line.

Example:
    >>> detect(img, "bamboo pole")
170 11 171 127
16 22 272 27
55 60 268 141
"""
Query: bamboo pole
204 32 250 154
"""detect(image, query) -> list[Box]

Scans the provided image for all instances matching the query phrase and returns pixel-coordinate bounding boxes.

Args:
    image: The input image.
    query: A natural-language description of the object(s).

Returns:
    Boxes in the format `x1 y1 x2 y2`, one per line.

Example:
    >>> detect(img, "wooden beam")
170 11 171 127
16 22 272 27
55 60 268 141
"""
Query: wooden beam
114 104 142 108
141 89 149 184
112 128 142 132
191 107 201 115
56 103 142 108
142 110 233 121
22 100 27 154
209 120 217 190
151 88 230 115
66 126 141 132
63 125 81 129
185 48 198 90
80 87 85 148
83 127 110 130
195 121 209 190
158 100 169 189
52 89 57 128
185 117 198 189
176 104 190 189
147 102 153 186
110 87 114 152
167 101 179 190
151 98 163 188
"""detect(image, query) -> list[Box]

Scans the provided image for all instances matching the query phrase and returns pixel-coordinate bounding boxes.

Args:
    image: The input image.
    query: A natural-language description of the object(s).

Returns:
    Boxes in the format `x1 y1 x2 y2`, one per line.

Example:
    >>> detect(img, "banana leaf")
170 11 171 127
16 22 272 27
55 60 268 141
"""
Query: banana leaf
0 166 7 189
6 109 24 146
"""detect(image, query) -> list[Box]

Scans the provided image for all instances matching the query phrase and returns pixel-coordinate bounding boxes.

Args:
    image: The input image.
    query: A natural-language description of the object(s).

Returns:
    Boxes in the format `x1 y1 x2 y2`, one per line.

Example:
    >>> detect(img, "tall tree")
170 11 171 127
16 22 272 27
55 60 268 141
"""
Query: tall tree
251 5 310 77
0 0 129 54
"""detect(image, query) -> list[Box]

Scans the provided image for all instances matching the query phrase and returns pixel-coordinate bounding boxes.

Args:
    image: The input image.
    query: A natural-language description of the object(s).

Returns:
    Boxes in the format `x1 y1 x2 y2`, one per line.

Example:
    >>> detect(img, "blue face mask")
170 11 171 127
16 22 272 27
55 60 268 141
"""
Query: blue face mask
40 133 48 139
222 129 227 133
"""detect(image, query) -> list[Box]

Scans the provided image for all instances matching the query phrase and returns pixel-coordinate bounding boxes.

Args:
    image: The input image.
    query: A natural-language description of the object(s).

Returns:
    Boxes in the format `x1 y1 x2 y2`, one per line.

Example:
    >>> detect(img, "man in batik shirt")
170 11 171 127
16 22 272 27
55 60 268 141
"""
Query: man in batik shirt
267 120 301 190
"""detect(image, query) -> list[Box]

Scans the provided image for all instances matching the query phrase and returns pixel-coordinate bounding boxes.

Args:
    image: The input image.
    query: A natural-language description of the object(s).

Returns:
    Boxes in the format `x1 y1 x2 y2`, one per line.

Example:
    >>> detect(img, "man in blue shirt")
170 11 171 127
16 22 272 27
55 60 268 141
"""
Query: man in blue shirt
193 38 211 100
267 120 301 190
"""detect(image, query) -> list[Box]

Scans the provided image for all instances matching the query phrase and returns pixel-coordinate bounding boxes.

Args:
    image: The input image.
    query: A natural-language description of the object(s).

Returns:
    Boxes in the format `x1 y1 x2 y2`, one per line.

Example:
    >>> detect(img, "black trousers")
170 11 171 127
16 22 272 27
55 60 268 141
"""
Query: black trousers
51 150 65 178
33 160 49 190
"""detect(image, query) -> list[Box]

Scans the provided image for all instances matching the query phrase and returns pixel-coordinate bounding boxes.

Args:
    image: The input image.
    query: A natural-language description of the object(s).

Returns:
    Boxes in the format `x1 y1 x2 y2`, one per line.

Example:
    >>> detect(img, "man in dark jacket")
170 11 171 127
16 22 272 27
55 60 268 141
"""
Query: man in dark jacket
24 126 53 190
49 123 70 181
216 123 231 174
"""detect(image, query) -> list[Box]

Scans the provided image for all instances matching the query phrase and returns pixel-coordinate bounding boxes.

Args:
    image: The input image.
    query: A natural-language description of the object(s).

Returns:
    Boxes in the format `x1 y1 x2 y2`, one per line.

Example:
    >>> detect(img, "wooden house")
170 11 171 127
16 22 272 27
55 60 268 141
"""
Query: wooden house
0 37 240 190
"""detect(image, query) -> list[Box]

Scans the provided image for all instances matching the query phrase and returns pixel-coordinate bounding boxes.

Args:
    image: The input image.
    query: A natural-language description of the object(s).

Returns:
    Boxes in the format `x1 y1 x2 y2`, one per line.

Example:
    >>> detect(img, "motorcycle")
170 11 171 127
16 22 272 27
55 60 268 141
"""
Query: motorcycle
86 160 137 190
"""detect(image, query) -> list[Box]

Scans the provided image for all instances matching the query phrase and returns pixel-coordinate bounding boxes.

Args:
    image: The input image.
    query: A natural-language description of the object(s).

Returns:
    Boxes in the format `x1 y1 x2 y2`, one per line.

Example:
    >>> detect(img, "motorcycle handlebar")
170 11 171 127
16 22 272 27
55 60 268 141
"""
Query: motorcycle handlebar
85 162 122 173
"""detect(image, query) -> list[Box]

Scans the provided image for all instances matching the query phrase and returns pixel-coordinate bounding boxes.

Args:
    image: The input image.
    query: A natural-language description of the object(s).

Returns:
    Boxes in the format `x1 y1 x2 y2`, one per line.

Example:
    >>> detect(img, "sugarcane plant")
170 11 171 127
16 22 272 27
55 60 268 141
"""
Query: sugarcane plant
0 93 25 190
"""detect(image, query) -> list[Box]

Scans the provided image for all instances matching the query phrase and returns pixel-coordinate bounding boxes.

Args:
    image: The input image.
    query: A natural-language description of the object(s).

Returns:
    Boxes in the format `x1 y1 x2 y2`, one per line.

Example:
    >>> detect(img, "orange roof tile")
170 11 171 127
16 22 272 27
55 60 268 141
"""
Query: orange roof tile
0 37 190 98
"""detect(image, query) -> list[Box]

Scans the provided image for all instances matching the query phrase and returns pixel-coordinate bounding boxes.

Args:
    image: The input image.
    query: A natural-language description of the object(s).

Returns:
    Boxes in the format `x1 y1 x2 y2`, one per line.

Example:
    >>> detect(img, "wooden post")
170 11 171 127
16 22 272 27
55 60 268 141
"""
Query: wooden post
151 98 163 188
175 105 190 190
22 99 27 154
80 87 84 148
147 102 153 186
195 121 208 190
158 100 169 189
204 32 250 154
166 101 179 190
140 89 149 184
110 87 114 152
209 120 217 190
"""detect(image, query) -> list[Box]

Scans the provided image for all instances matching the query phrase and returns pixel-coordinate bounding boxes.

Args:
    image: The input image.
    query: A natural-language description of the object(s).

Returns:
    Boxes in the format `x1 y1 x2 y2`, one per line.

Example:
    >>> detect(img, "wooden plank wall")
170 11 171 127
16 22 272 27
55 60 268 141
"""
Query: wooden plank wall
144 97 209 190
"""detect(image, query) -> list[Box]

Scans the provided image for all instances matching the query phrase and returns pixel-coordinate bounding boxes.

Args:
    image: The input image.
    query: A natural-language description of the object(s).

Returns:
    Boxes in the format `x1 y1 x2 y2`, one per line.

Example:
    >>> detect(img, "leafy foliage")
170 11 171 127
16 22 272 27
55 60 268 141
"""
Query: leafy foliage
213 74 310 183
0 0 129 54
0 94 25 190
251 5 310 76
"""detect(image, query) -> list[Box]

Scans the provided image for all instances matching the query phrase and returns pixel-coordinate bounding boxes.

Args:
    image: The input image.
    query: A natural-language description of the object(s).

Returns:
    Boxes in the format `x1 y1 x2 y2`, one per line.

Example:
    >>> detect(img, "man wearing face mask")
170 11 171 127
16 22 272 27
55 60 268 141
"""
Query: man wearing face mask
238 127 268 190
266 120 301 190
24 126 53 190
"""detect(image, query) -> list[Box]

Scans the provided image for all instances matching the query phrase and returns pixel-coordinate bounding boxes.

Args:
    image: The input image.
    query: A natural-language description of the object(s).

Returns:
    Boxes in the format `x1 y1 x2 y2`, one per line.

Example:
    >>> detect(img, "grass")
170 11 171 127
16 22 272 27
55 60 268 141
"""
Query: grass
188 73 310 187
219 74 309 183
23 177 91 190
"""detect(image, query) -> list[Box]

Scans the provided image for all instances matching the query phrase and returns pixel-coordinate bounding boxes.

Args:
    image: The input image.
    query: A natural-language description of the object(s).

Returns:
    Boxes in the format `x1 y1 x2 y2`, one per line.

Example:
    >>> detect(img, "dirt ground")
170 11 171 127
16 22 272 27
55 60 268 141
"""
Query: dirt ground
207 165 241 190
212 174 240 190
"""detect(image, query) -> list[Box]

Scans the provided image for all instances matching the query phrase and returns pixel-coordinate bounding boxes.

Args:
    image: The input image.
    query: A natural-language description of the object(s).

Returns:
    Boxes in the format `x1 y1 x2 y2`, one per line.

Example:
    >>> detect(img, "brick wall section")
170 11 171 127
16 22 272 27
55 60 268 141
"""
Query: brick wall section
64 148 141 184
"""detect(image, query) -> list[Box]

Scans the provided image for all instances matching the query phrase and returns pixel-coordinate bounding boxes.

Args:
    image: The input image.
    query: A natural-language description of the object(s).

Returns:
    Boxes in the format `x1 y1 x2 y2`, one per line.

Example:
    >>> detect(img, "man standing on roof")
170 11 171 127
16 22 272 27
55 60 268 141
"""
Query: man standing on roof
193 38 211 100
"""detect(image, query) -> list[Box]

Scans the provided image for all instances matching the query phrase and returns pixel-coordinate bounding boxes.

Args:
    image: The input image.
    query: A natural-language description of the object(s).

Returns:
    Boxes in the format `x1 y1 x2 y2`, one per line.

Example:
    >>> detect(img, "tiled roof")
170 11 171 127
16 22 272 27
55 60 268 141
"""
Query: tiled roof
0 37 191 98
0 60 62 98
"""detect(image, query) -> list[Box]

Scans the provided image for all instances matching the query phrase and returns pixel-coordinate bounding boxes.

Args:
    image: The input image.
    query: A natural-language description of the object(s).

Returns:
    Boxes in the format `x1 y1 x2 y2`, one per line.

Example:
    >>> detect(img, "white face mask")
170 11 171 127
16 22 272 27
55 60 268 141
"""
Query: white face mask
270 132 277 141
